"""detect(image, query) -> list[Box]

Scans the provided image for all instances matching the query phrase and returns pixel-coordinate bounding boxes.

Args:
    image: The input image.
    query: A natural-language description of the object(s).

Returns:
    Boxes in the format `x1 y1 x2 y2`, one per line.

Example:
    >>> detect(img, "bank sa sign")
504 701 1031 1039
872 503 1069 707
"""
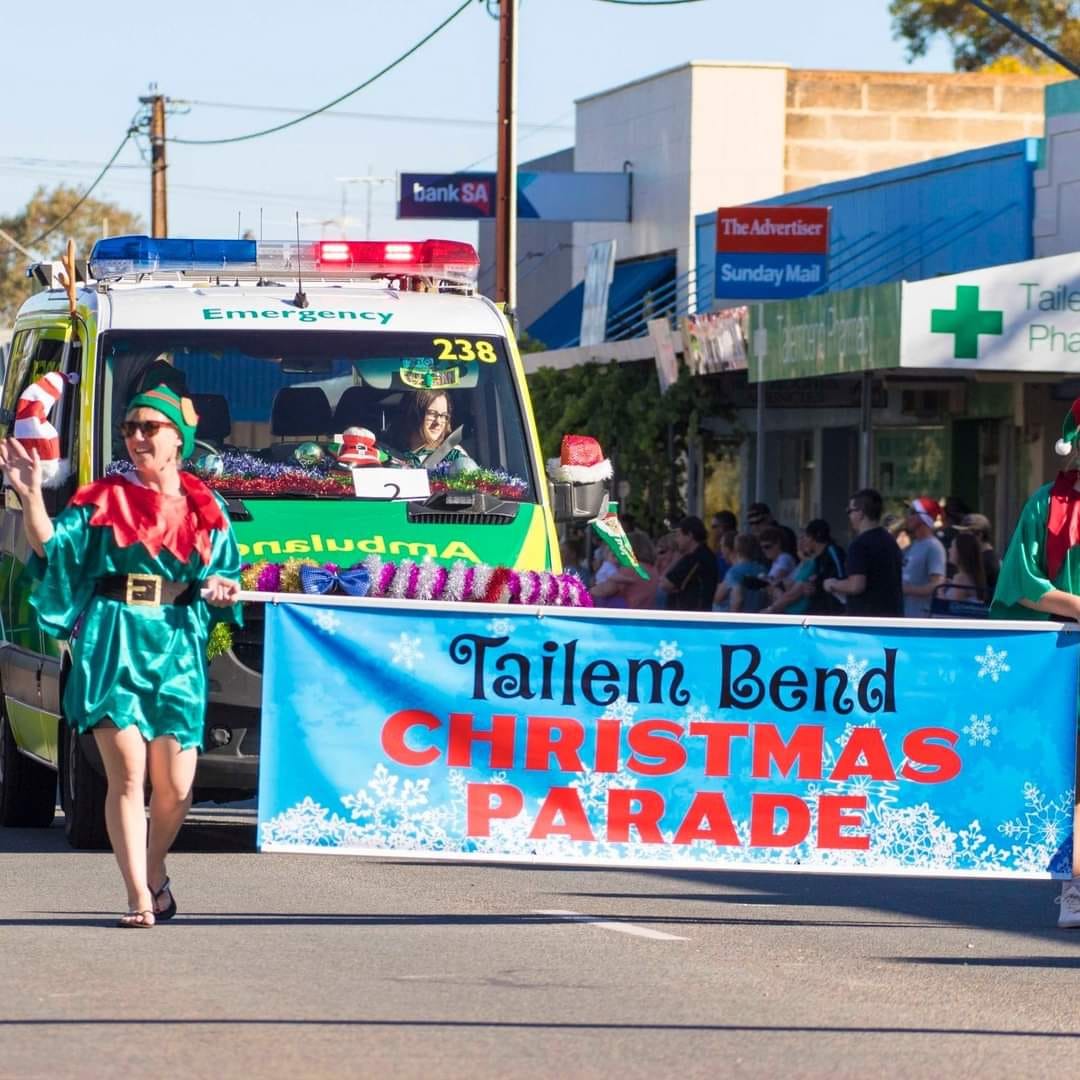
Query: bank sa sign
714 205 830 301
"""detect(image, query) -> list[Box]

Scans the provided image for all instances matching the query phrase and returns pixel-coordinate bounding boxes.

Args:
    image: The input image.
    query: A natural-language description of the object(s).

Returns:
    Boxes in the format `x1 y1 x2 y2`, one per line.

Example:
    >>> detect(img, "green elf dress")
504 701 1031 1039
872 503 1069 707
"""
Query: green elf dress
991 471 1080 621
31 472 242 750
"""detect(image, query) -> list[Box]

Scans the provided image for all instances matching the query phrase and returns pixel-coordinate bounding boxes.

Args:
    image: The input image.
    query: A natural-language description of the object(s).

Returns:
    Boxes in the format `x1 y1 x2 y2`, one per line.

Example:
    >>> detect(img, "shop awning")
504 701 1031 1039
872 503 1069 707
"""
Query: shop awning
526 254 676 350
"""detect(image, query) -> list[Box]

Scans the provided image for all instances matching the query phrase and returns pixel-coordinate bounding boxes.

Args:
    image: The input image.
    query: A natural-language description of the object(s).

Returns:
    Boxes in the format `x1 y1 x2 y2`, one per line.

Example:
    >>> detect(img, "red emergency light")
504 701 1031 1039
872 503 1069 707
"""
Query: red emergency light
312 239 479 281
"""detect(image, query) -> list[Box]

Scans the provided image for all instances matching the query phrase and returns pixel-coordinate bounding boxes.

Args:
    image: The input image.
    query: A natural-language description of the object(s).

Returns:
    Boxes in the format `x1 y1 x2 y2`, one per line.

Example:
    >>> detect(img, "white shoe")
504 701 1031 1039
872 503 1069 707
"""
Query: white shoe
1057 878 1080 929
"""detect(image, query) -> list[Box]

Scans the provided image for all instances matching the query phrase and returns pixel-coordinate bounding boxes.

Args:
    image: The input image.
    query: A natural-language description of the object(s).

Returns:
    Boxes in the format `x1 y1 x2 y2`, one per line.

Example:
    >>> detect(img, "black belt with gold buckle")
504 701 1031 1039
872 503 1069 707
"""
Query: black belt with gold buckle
95 574 197 607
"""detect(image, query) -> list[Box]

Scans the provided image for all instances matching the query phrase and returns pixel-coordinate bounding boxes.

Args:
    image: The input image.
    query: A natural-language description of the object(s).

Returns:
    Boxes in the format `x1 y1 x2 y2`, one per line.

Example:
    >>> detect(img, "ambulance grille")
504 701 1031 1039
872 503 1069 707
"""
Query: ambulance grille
406 512 515 526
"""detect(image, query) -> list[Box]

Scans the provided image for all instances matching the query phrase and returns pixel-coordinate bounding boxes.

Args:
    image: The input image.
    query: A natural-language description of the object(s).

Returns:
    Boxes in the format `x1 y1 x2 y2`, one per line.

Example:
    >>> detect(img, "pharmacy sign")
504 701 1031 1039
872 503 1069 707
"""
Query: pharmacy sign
901 251 1080 371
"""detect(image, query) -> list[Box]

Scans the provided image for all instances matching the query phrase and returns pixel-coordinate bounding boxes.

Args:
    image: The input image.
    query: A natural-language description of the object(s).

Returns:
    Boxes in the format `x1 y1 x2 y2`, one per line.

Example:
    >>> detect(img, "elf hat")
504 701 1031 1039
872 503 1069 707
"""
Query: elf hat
125 383 199 459
335 427 381 467
545 434 613 484
908 496 941 529
1055 398 1080 456
14 371 71 486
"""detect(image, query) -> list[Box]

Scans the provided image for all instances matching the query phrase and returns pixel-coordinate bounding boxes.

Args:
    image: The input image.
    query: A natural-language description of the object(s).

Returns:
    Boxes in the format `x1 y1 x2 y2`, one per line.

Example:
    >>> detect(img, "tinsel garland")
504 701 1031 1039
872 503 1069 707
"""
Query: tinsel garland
207 622 234 662
239 555 591 607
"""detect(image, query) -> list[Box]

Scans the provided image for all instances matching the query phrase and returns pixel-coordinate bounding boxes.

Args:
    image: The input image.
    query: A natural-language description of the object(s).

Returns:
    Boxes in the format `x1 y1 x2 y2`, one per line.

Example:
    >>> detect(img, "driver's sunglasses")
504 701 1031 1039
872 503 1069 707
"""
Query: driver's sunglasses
424 410 450 423
119 420 177 439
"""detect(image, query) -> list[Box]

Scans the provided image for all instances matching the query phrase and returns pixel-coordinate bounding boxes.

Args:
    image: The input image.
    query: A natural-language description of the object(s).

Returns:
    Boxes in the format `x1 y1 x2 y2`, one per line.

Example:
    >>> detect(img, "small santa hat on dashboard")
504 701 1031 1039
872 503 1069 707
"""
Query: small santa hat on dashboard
1055 398 1080 456
546 434 613 485
13 371 71 486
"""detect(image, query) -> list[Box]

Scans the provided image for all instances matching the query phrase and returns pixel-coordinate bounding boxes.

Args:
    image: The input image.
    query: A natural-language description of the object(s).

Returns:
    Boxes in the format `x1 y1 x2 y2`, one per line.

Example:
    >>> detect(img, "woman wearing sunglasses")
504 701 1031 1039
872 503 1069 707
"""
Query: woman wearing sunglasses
0 383 241 928
392 390 476 472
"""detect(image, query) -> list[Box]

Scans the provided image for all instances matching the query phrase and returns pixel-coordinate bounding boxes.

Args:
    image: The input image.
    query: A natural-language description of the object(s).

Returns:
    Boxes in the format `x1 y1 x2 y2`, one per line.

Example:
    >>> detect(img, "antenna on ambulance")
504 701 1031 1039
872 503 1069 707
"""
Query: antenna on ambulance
292 211 308 310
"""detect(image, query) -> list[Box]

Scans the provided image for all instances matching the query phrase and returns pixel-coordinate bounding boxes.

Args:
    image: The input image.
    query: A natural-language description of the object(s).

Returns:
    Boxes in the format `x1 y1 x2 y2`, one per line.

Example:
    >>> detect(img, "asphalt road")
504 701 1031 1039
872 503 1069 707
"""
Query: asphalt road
1 805 1078 1080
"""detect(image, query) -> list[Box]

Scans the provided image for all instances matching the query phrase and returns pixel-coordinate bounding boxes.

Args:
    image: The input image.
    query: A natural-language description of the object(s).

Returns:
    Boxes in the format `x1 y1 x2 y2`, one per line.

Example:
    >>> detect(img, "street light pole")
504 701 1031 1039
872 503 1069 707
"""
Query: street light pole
336 170 394 239
494 0 518 312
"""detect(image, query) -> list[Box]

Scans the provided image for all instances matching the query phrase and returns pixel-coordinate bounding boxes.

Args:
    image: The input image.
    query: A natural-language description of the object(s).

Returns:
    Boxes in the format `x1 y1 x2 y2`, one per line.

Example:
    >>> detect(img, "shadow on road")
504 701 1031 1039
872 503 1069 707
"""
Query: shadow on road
0 1017 1076 1038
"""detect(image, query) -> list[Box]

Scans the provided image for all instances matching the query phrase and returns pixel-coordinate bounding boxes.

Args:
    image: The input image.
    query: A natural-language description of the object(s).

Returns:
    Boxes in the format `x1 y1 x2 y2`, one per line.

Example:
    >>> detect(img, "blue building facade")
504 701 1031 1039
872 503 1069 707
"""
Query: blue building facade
694 139 1039 311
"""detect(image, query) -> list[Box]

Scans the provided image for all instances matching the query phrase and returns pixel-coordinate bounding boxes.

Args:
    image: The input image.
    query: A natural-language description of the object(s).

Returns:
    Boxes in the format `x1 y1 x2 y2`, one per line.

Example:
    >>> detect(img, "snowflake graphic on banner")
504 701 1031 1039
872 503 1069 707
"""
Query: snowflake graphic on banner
312 610 341 635
655 640 682 662
389 632 424 671
260 797 355 847
962 714 998 748
975 646 1010 683
340 763 451 850
486 617 513 637
602 695 638 723
841 653 869 685
684 704 711 725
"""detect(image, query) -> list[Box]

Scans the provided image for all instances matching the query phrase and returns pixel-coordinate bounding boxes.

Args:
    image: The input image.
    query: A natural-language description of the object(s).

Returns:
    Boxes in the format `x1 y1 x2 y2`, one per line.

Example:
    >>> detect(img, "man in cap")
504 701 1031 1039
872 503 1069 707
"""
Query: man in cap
902 496 947 618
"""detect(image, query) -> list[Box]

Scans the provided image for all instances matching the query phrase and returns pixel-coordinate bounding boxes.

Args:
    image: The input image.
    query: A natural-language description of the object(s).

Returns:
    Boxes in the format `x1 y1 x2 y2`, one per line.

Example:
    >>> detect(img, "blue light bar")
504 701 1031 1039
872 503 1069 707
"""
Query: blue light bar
89 235 258 277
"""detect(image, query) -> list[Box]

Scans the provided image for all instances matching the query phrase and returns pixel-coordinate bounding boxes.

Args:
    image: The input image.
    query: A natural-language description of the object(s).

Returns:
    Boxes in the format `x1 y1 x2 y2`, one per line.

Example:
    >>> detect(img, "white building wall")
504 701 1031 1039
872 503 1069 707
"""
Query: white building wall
1034 94 1080 256
572 63 788 287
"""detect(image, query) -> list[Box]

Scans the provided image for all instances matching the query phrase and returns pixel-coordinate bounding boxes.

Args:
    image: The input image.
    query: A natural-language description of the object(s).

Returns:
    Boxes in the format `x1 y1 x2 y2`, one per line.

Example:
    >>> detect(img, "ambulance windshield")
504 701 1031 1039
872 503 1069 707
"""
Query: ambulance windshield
99 330 536 501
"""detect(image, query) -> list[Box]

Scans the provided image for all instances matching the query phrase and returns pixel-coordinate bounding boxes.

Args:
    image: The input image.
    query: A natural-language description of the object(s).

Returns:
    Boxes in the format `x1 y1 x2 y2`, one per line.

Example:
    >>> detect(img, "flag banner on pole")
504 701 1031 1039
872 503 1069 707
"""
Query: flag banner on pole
257 599 1078 878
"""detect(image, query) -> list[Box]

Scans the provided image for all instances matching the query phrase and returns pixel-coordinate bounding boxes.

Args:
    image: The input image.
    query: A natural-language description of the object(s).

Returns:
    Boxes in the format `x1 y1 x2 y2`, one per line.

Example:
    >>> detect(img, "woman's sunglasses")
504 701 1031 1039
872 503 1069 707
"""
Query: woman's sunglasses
119 420 177 439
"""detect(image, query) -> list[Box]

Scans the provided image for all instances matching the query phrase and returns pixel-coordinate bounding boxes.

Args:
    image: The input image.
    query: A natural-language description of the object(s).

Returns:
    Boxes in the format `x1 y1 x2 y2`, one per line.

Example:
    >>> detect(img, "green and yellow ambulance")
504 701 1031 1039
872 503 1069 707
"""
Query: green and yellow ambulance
0 236 603 847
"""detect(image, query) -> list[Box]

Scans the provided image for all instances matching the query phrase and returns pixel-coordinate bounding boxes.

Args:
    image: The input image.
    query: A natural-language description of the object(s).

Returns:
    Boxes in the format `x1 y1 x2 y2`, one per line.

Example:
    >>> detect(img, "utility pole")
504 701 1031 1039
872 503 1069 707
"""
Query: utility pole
494 0 518 312
140 91 168 237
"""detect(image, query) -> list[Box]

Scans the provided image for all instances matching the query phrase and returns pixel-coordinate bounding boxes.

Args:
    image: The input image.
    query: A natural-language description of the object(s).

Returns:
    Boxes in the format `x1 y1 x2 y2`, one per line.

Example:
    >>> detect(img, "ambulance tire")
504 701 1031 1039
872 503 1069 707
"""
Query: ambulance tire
0 702 57 828
60 721 108 851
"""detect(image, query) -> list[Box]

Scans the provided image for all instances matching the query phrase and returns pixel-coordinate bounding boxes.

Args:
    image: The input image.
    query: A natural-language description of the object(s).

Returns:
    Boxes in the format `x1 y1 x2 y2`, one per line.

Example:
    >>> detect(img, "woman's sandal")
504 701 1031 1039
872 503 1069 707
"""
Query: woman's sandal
150 877 177 922
117 909 155 929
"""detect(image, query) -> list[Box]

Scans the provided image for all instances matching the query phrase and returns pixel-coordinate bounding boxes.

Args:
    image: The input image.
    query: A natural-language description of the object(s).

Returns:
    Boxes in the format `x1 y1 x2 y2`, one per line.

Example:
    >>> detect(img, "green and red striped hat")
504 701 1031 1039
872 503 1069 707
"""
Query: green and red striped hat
125 383 199 459
1056 398 1080 457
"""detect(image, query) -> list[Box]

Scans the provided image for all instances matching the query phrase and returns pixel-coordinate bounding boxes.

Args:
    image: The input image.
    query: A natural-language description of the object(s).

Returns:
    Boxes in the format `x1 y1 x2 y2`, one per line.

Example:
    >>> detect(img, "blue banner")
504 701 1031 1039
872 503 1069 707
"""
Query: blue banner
257 600 1078 878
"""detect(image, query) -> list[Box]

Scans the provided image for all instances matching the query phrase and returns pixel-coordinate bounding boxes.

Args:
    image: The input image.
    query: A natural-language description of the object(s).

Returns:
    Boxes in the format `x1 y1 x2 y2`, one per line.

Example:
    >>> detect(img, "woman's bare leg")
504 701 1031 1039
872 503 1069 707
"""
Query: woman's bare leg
92 725 152 914
146 737 197 906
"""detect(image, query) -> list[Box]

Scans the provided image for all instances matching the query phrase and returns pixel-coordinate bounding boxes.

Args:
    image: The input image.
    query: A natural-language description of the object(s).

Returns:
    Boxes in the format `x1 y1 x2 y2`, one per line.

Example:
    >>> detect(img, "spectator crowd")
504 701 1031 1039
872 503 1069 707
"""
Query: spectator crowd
561 490 1000 618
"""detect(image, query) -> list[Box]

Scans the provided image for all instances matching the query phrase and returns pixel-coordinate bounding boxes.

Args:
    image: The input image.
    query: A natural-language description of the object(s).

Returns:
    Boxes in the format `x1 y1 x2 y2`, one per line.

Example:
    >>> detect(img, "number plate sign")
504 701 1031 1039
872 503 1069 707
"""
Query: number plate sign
350 468 431 502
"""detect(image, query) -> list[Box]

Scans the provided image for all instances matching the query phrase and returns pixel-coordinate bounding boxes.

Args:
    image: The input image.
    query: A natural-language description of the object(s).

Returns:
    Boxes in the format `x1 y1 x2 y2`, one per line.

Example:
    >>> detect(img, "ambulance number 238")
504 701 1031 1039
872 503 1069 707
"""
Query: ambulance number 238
432 338 497 363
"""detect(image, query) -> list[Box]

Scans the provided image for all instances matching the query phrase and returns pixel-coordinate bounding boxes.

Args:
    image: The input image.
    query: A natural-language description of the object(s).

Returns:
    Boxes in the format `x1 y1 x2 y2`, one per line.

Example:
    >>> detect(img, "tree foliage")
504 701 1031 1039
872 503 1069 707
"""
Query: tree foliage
890 0 1080 71
527 357 734 536
0 185 143 324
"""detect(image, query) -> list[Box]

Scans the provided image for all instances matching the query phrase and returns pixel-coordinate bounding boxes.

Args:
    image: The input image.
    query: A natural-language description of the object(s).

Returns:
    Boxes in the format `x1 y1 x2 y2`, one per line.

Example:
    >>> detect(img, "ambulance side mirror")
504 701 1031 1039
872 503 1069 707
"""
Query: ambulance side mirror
547 434 612 524
550 479 608 524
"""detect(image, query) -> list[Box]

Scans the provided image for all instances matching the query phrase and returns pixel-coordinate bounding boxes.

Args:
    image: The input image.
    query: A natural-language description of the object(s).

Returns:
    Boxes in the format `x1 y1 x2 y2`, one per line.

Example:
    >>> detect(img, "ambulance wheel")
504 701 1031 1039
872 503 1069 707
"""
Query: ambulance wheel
0 703 57 828
60 721 108 850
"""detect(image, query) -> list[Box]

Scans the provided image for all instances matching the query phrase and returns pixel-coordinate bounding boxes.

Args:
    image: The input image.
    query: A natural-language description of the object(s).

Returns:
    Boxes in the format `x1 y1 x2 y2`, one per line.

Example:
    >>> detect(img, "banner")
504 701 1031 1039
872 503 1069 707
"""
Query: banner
258 600 1078 878
680 308 747 375
579 240 616 347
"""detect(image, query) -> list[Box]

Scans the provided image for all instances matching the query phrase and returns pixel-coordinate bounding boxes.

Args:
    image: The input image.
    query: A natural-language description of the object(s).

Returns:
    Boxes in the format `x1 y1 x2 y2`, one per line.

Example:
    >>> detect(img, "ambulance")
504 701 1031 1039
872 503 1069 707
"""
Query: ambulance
0 235 605 847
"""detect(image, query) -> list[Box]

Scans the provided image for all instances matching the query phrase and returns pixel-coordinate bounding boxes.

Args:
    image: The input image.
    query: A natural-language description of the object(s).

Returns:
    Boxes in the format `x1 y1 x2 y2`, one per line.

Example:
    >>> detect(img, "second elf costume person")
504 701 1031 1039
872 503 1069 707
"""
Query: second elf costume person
992 398 1080 928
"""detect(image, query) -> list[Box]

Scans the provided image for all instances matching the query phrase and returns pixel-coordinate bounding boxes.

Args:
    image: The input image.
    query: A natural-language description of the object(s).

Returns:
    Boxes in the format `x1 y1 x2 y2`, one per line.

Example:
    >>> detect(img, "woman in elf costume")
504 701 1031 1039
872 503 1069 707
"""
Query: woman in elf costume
992 399 1080 928
0 382 241 928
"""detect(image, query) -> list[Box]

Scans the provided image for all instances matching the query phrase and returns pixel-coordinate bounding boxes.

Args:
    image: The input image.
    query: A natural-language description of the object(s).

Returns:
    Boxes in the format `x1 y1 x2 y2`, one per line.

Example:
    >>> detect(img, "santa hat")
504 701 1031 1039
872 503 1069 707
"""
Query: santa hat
14 371 71 486
1055 398 1080 456
908 496 941 529
546 434 613 485
335 427 381 468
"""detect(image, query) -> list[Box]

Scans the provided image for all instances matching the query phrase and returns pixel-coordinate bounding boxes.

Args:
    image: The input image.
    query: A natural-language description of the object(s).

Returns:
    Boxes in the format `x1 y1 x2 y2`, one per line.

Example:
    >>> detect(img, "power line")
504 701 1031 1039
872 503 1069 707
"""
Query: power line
169 0 476 147
593 0 706 5
28 129 135 248
178 98 571 134
455 110 574 172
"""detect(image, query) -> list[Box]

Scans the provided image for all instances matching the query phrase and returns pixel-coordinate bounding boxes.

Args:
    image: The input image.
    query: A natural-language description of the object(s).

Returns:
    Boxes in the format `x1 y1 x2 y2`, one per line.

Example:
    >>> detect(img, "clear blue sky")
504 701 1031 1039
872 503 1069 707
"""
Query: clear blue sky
0 0 955 247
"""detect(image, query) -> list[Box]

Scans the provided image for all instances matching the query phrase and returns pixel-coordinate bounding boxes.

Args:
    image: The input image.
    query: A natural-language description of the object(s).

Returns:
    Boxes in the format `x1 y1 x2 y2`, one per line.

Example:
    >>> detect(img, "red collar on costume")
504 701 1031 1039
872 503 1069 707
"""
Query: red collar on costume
1046 470 1080 581
70 472 227 566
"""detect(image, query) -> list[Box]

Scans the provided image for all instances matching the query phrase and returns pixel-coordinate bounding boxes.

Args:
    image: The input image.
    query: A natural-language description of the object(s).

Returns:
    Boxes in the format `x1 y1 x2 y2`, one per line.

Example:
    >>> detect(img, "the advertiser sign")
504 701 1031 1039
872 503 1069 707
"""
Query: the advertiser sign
258 597 1077 878
715 205 830 301
399 172 631 222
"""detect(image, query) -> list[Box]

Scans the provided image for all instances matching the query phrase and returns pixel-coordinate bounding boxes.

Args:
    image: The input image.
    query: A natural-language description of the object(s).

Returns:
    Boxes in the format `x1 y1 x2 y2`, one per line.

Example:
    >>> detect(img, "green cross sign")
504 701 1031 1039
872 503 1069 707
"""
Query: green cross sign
930 285 1004 360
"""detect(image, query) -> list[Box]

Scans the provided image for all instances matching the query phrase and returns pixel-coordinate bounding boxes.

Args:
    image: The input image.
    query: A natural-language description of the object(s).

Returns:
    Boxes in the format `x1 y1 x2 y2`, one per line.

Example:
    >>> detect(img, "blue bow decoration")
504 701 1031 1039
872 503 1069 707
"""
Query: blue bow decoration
299 565 371 598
